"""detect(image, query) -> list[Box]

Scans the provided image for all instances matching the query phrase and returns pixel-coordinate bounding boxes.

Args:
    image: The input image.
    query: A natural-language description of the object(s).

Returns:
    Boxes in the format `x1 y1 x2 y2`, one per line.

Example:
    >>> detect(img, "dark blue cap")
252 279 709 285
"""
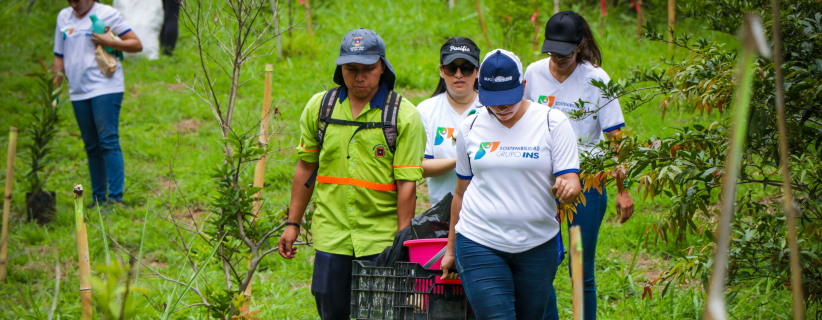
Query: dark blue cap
477 49 524 107
333 28 396 91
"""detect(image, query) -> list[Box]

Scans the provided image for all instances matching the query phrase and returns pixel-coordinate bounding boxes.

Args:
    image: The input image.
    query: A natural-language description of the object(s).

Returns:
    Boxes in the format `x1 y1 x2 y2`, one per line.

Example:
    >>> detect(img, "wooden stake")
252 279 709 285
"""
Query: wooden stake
449 0 455 9
533 9 540 51
0 126 18 282
554 0 560 15
771 0 804 318
303 0 313 35
704 15 769 320
668 0 676 54
74 184 93 319
475 0 490 44
243 64 274 308
570 226 584 320
636 0 643 40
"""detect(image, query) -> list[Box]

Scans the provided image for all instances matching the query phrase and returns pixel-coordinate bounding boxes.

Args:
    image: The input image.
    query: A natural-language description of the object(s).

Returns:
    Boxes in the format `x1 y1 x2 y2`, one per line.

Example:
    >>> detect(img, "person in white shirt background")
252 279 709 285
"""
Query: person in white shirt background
440 49 581 320
418 37 483 207
523 11 635 320
54 0 143 208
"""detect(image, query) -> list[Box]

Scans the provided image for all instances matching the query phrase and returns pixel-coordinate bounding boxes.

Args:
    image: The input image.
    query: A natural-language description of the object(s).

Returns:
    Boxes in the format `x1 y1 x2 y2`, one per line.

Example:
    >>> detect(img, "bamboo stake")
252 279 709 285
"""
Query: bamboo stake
243 64 274 308
74 184 93 319
449 0 455 9
703 14 769 320
0 126 18 283
570 226 584 320
533 9 540 51
303 0 313 35
668 0 676 54
771 0 804 318
475 0 490 44
554 0 560 15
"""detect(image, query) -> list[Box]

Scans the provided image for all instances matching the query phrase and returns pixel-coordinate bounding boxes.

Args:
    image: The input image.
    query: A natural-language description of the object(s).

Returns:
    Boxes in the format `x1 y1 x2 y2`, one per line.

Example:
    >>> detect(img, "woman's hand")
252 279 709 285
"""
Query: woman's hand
440 250 459 280
91 32 115 48
615 191 635 223
552 174 581 204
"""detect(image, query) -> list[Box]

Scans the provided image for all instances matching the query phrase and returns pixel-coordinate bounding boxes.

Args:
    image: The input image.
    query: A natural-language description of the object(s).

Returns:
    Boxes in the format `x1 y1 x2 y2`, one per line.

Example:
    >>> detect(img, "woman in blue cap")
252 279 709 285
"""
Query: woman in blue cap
440 49 581 320
417 37 483 207
523 11 635 320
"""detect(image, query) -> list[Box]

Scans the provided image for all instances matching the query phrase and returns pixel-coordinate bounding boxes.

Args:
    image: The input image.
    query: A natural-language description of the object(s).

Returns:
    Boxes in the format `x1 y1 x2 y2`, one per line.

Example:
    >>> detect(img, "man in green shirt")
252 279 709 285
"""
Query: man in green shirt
278 28 426 320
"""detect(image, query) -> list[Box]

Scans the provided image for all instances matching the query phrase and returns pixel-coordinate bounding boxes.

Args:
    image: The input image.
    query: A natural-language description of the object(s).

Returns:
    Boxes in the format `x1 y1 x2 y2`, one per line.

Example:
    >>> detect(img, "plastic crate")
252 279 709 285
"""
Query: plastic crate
351 260 475 320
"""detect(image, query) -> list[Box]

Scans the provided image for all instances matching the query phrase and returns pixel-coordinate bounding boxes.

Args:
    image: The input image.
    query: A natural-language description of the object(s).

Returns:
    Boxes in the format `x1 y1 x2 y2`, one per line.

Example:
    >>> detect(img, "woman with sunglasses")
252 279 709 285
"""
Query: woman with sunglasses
440 49 581 319
523 11 635 320
417 37 483 207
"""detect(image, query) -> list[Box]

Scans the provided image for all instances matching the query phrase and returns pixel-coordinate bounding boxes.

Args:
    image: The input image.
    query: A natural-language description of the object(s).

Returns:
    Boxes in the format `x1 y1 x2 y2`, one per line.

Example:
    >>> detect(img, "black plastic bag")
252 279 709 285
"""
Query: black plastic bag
375 226 412 267
410 193 452 240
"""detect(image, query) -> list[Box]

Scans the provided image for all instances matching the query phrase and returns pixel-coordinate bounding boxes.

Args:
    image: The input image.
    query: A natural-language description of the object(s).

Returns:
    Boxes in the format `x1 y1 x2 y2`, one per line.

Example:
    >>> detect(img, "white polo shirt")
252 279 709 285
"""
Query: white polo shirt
54 3 132 101
454 103 579 253
417 92 483 207
523 59 625 153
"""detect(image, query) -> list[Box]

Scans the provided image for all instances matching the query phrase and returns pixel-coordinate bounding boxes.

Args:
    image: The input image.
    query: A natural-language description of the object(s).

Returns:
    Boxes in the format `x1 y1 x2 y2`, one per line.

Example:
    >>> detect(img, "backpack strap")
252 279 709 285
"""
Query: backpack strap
382 91 401 154
305 87 341 188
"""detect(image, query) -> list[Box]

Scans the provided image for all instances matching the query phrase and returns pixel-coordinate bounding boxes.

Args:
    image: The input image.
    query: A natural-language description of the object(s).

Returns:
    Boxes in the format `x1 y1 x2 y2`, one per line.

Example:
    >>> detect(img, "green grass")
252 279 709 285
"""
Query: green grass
0 0 793 319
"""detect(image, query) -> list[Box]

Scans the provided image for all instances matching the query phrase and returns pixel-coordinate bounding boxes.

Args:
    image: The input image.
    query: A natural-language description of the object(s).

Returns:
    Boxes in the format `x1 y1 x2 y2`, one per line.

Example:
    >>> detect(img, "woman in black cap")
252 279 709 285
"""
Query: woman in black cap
523 11 635 320
417 37 483 207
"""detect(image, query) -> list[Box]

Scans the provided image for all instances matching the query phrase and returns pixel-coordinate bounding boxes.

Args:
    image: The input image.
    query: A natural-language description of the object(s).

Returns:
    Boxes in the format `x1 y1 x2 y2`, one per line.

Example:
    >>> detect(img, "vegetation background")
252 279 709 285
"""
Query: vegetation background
0 0 805 318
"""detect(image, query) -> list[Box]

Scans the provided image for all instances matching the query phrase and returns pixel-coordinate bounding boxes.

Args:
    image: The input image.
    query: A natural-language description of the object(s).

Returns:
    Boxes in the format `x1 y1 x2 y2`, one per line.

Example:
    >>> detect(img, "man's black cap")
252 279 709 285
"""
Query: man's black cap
542 11 584 56
440 43 480 66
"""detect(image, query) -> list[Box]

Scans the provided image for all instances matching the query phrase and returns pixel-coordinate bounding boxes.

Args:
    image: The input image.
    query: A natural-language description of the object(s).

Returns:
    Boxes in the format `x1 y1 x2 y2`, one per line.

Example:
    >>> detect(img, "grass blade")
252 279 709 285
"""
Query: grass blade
160 233 226 320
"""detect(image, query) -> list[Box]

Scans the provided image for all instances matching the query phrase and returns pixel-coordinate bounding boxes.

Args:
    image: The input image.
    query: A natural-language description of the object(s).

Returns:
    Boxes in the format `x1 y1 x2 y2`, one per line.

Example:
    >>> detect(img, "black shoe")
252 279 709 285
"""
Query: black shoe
88 199 108 210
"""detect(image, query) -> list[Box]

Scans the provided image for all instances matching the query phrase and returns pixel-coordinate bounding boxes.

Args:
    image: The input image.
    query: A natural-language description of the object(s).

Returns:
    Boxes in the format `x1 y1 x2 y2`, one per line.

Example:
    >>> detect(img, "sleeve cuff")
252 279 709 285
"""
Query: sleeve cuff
424 154 434 159
394 167 423 181
456 173 473 180
602 123 625 133
54 52 64 57
117 29 132 37
554 169 579 177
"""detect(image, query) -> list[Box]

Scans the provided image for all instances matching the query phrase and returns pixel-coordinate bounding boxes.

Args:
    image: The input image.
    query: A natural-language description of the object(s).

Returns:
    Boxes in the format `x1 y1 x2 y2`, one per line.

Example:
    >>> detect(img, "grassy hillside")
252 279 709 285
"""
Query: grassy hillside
0 0 792 319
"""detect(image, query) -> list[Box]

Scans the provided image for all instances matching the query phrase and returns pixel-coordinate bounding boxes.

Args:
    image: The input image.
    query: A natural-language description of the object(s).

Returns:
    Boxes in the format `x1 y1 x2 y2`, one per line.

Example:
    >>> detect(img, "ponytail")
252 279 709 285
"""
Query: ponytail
575 14 603 67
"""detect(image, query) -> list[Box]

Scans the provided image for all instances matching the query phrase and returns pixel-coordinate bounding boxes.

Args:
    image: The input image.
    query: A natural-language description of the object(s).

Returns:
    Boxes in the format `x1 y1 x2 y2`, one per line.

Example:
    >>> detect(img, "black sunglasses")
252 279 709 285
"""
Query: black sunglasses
440 63 476 77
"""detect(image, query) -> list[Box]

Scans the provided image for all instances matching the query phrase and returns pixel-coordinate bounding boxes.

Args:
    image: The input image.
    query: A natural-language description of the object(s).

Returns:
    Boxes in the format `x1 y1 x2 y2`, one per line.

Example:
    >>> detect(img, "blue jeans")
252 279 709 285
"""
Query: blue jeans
455 233 559 320
311 250 378 320
544 185 608 320
71 93 125 203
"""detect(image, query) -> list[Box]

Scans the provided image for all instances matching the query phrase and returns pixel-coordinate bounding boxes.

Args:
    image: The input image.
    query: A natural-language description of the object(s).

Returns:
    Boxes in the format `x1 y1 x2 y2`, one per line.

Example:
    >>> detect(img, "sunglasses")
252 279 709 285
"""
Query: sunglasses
441 63 476 77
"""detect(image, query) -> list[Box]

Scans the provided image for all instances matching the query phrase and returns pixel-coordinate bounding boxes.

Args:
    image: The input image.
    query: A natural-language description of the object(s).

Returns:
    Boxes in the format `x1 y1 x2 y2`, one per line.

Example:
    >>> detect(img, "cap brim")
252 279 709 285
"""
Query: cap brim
478 82 524 107
335 54 381 66
541 39 577 55
442 53 479 66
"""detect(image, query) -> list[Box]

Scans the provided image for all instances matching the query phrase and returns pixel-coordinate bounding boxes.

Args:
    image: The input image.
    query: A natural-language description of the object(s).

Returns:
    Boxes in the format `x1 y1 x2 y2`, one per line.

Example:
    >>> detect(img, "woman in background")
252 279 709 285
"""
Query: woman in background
54 0 143 208
417 37 483 207
523 11 635 320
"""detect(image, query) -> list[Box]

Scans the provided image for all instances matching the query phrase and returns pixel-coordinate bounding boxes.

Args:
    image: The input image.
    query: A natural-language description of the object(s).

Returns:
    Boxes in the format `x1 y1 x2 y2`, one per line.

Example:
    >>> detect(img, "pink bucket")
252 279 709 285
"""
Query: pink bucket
404 239 461 284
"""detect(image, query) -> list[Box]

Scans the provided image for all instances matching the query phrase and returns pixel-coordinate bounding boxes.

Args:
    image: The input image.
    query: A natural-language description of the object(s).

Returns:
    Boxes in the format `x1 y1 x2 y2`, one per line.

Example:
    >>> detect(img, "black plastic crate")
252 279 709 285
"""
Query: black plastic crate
351 260 475 320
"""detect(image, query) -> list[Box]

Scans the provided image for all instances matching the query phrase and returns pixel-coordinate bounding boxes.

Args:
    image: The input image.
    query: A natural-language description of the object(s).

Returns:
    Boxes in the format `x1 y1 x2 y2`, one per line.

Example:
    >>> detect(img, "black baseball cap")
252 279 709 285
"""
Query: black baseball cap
542 11 584 56
440 43 480 66
333 28 396 91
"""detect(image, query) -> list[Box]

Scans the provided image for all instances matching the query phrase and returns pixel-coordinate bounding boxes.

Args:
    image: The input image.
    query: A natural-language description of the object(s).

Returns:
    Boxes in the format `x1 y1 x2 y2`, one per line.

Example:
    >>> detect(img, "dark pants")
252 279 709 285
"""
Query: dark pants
312 250 378 320
455 233 559 320
544 185 608 320
161 0 180 56
71 93 125 203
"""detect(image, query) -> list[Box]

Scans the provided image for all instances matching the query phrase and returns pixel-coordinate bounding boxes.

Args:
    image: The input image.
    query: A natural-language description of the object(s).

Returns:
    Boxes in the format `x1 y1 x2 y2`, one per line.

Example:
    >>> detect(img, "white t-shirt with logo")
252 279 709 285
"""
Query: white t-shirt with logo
54 3 132 101
454 103 579 253
523 59 625 153
417 93 483 207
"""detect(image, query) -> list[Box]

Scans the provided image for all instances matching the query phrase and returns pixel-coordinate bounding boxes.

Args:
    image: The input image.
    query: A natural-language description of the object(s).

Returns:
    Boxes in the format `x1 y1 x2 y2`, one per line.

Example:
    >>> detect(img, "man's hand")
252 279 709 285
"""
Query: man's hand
278 225 300 259
91 32 115 48
616 191 635 223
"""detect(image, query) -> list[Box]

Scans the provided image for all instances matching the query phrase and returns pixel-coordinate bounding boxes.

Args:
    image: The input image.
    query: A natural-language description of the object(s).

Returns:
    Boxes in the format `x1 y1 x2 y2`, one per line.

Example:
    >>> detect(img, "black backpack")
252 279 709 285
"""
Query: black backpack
304 87 403 188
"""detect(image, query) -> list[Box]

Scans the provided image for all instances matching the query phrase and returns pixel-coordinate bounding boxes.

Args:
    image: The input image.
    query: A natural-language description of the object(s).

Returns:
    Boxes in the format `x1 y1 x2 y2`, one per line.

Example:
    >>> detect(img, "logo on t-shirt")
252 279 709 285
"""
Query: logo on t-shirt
537 95 555 106
474 142 500 160
434 127 455 145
